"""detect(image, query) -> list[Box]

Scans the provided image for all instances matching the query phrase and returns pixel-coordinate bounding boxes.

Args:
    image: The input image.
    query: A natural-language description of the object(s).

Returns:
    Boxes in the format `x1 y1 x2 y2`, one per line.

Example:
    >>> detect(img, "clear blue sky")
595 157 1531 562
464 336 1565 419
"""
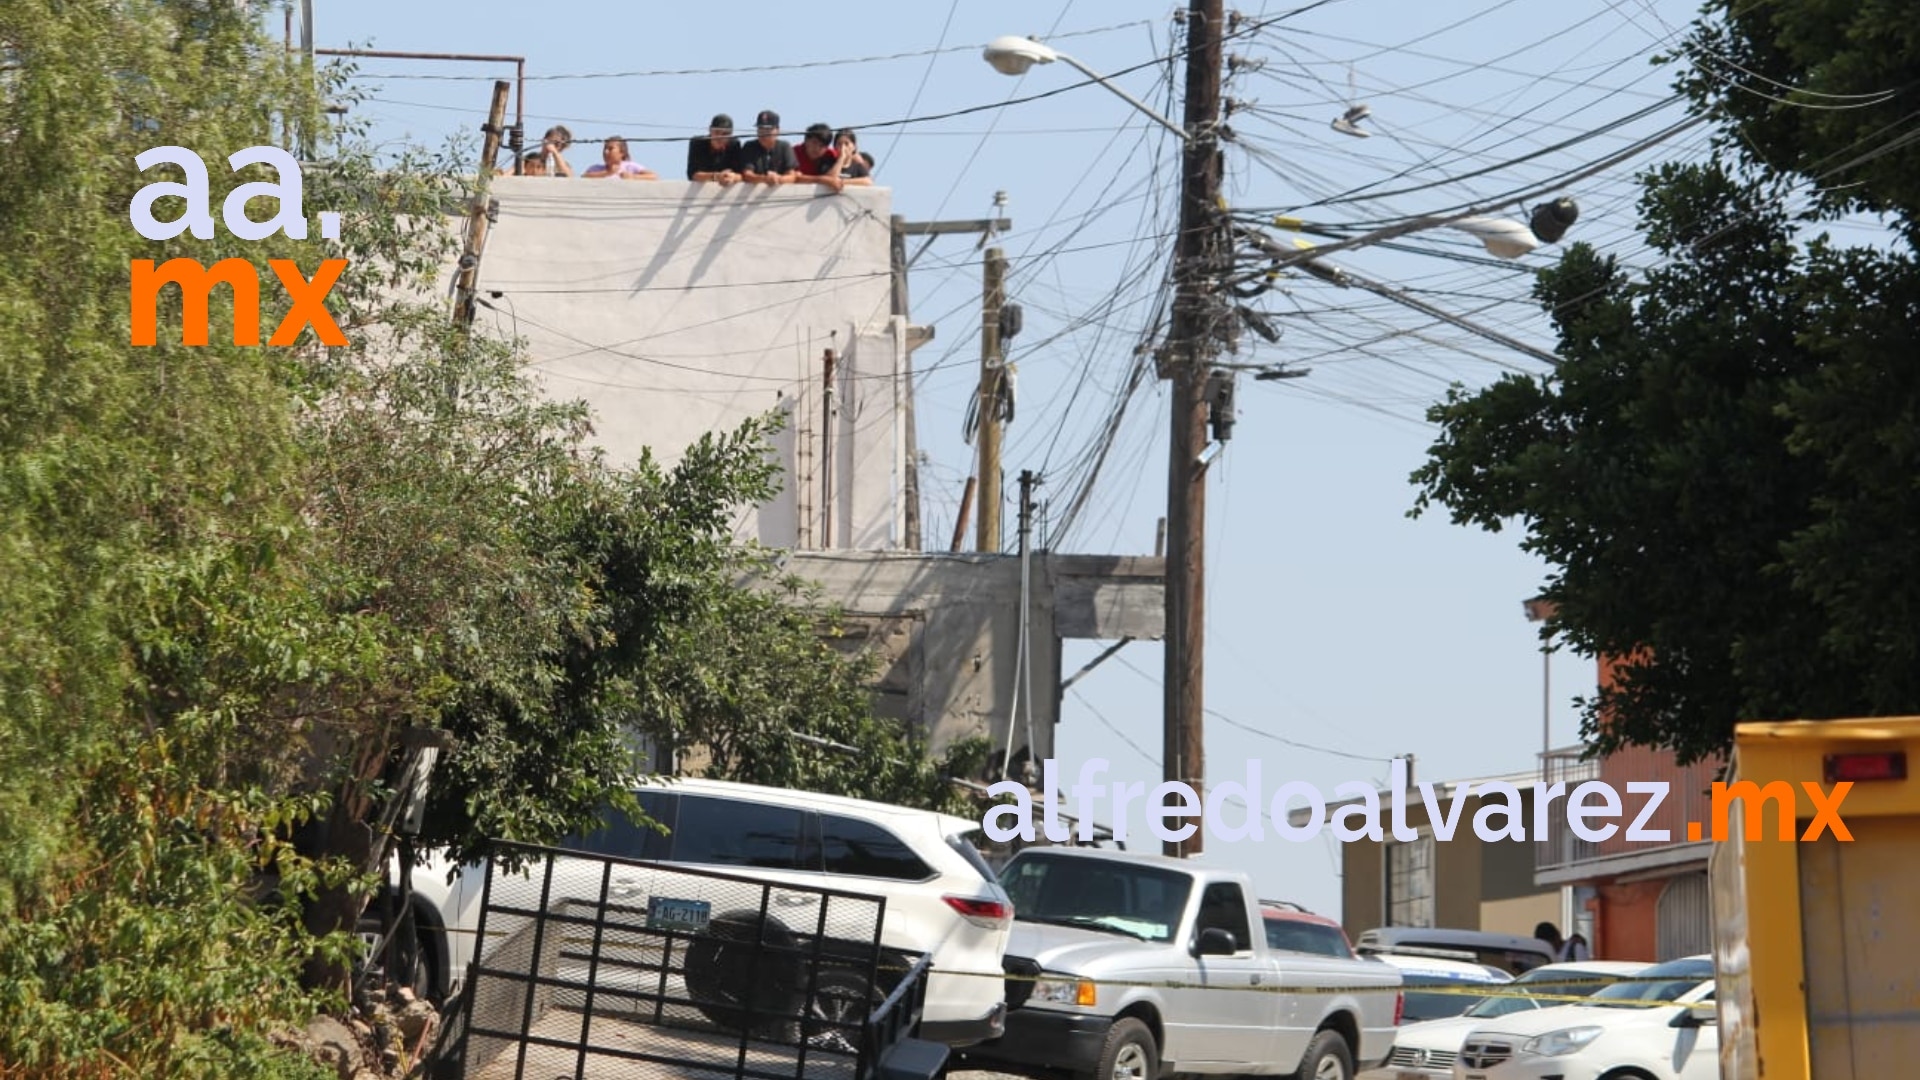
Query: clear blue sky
300 0 1711 921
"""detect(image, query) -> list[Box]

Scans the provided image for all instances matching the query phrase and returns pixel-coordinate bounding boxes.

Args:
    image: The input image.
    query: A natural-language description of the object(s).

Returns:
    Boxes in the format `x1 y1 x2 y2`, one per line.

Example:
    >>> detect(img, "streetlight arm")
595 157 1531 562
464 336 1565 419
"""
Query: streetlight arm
1254 112 1707 271
1050 50 1191 144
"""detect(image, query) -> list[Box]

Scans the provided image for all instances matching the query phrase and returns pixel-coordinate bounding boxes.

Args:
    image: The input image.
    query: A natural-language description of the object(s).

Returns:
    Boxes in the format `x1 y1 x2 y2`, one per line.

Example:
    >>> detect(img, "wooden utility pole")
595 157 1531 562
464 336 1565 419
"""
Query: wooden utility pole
821 347 836 548
1161 0 1228 858
451 80 510 329
896 216 1011 554
976 247 1008 552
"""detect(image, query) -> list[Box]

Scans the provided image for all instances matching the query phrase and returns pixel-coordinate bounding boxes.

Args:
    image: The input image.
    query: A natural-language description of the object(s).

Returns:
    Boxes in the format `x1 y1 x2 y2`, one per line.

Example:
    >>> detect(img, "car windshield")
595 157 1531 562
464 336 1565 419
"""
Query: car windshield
1400 975 1505 1022
1265 918 1353 959
1587 958 1713 1008
1463 967 1628 1019
999 854 1192 943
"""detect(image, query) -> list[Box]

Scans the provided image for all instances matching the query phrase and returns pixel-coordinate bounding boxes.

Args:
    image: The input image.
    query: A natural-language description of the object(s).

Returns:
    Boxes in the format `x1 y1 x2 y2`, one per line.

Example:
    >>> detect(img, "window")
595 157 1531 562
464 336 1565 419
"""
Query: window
1264 919 1354 959
947 832 1000 883
560 789 674 861
821 814 931 880
1385 834 1435 927
1399 975 1497 1022
1001 853 1191 943
1196 882 1252 952
666 795 804 870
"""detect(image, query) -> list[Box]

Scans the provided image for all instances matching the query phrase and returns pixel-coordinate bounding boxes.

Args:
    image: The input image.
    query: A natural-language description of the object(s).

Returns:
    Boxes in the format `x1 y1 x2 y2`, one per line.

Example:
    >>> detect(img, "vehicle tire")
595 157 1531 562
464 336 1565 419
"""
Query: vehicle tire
684 916 803 1039
800 967 880 1051
1294 1029 1355 1080
1093 1017 1158 1080
355 900 442 1005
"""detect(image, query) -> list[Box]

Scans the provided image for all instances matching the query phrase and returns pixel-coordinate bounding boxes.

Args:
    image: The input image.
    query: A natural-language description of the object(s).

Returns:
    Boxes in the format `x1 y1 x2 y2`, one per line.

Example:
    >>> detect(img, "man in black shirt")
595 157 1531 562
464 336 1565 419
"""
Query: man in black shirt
738 109 798 184
687 113 742 183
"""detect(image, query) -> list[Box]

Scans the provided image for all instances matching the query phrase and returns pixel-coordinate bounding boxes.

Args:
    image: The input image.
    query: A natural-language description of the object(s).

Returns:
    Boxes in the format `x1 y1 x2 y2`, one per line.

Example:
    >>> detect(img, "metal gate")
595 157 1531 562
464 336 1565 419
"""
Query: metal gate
426 841 937 1080
1656 870 1711 961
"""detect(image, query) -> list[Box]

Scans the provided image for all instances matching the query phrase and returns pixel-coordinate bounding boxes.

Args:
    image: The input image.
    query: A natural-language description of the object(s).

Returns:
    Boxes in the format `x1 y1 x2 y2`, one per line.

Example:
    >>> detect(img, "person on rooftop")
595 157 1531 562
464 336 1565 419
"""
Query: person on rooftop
833 129 875 186
687 113 743 184
497 150 549 177
737 109 798 184
536 125 575 177
583 136 658 180
795 122 840 184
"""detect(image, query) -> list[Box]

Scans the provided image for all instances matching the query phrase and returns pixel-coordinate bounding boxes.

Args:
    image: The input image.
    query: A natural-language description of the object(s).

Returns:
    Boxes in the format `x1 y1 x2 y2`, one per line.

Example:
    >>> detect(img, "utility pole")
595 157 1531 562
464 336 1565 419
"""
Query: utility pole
895 216 1012 552
452 80 510 330
1160 0 1228 858
977 247 1008 552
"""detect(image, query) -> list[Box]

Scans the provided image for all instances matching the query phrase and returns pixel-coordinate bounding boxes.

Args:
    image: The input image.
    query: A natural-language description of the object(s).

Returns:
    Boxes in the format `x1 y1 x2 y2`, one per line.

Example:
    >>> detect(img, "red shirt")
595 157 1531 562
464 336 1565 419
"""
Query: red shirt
795 143 839 177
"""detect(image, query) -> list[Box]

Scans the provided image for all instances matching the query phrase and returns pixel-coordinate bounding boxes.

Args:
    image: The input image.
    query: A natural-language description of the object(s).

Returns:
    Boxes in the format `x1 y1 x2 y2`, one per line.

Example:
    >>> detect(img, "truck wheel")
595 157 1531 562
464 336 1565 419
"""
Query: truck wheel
1295 1029 1354 1080
1095 1017 1157 1080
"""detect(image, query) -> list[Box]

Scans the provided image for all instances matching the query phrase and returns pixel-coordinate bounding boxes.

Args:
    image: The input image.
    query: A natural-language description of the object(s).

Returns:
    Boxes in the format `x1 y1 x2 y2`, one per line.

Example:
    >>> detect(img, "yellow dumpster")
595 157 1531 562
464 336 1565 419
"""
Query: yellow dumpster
1710 716 1920 1080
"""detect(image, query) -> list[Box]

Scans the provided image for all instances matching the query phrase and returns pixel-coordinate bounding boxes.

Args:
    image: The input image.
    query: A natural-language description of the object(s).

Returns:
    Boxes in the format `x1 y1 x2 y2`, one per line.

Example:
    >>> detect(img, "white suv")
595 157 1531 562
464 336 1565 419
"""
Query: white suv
408 777 1015 1047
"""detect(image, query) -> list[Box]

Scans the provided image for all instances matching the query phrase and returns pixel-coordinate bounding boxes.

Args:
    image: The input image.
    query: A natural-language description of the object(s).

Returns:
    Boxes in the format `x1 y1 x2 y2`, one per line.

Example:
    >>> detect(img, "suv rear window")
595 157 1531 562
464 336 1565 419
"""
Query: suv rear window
820 814 931 880
947 832 1001 883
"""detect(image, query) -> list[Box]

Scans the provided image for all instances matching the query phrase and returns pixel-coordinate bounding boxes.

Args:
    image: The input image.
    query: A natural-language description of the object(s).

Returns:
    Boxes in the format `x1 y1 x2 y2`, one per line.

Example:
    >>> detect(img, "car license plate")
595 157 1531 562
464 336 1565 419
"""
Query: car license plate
1397 1072 1430 1080
645 896 710 932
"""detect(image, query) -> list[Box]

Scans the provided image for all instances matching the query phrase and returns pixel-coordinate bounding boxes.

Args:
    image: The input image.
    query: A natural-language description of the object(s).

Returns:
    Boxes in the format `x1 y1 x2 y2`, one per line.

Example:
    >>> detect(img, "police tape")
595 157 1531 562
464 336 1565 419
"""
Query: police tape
466 926 1685 1007
868 969 1683 1006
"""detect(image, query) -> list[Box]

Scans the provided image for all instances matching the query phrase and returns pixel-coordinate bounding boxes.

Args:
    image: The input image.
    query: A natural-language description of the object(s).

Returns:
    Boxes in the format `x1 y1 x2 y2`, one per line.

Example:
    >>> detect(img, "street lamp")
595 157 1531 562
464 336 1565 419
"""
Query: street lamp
985 29 1224 859
1271 203 1580 263
982 36 1192 144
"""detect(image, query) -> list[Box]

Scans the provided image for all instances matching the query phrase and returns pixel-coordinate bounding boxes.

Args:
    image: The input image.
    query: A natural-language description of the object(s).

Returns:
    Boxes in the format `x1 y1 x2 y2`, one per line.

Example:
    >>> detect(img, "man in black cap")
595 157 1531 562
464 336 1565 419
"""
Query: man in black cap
687 113 742 183
737 109 798 184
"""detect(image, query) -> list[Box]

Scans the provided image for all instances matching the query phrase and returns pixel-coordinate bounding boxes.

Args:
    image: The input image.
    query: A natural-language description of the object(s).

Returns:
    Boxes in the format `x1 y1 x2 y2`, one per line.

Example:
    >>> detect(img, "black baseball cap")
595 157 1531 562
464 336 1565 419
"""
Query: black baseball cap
755 109 779 129
709 113 733 131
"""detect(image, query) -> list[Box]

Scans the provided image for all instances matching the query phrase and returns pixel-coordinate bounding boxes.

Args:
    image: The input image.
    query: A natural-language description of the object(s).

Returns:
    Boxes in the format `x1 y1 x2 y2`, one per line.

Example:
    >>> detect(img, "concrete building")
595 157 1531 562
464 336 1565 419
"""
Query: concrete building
466 177 1163 770
1295 765 1568 944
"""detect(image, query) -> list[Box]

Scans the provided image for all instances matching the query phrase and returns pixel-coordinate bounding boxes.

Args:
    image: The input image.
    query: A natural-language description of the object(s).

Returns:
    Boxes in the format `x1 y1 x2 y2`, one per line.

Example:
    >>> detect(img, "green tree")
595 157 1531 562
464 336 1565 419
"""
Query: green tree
3 2 977 1070
1409 159 1920 763
1673 0 1920 228
0 1 362 1073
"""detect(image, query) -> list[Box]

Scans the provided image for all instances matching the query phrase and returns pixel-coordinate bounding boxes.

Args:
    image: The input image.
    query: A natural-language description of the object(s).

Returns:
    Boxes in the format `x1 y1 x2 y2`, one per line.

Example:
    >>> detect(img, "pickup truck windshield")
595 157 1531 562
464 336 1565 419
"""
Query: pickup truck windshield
1000 853 1193 944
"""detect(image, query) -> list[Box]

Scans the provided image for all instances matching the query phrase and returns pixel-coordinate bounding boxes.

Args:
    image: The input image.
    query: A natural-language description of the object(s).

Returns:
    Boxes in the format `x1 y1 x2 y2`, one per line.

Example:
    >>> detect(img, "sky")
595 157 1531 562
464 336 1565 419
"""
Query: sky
295 0 1721 921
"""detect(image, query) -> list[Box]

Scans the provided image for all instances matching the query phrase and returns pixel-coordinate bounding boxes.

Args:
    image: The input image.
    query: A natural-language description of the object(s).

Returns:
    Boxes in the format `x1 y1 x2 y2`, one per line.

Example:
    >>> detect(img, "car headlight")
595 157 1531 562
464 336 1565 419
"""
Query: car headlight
1031 974 1097 1007
1521 1026 1605 1057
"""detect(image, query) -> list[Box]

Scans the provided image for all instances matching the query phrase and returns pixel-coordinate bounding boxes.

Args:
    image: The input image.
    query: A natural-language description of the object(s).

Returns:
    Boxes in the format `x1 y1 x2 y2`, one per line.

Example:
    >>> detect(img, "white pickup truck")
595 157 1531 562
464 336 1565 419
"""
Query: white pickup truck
953 846 1403 1080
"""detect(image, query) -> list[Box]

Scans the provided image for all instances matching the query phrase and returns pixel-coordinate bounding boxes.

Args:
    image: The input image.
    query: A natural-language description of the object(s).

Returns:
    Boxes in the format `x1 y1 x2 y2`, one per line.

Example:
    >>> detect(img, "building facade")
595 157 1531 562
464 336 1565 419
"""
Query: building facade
1299 766 1568 943
468 178 1163 772
1533 655 1722 962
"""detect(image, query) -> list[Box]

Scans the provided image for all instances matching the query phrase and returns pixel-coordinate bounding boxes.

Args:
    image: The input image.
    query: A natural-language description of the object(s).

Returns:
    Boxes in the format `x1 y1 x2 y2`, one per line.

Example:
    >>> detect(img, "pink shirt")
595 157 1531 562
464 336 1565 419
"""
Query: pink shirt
585 160 650 177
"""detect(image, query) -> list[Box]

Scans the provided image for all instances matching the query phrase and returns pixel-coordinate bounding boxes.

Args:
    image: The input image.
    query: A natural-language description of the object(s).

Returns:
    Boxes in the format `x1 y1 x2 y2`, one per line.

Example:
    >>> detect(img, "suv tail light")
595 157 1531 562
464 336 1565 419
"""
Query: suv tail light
1393 990 1405 1026
944 894 1013 928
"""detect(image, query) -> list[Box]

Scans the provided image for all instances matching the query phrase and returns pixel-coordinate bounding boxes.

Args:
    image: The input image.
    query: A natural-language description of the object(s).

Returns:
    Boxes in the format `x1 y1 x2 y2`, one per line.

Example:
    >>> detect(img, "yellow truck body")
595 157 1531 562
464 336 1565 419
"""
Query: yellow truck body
1710 715 1920 1080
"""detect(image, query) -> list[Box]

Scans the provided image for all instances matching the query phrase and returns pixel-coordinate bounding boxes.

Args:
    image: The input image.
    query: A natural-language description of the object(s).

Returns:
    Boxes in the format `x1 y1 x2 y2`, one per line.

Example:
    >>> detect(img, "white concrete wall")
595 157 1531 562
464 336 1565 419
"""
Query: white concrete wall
473 178 903 550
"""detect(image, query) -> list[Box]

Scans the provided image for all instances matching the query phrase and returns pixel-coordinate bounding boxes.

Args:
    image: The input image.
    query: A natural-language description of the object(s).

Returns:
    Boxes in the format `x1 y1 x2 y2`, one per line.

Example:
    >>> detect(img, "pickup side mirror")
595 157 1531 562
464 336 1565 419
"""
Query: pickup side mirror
1195 927 1238 956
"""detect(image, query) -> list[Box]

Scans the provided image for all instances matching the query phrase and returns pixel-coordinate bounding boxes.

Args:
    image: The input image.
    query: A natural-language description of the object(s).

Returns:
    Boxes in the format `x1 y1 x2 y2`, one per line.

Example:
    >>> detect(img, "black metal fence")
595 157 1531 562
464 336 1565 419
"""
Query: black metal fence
427 841 932 1080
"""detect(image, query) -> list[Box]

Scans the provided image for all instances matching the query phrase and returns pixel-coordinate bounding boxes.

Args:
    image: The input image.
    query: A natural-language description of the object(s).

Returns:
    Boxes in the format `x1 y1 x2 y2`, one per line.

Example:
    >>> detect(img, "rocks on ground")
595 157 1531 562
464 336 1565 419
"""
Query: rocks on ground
284 982 442 1080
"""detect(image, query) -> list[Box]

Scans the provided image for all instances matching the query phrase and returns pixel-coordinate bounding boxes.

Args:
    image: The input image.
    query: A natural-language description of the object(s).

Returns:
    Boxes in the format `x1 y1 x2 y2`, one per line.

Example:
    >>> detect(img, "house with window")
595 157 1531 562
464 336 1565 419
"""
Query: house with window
1532 655 1722 962
1292 765 1570 944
